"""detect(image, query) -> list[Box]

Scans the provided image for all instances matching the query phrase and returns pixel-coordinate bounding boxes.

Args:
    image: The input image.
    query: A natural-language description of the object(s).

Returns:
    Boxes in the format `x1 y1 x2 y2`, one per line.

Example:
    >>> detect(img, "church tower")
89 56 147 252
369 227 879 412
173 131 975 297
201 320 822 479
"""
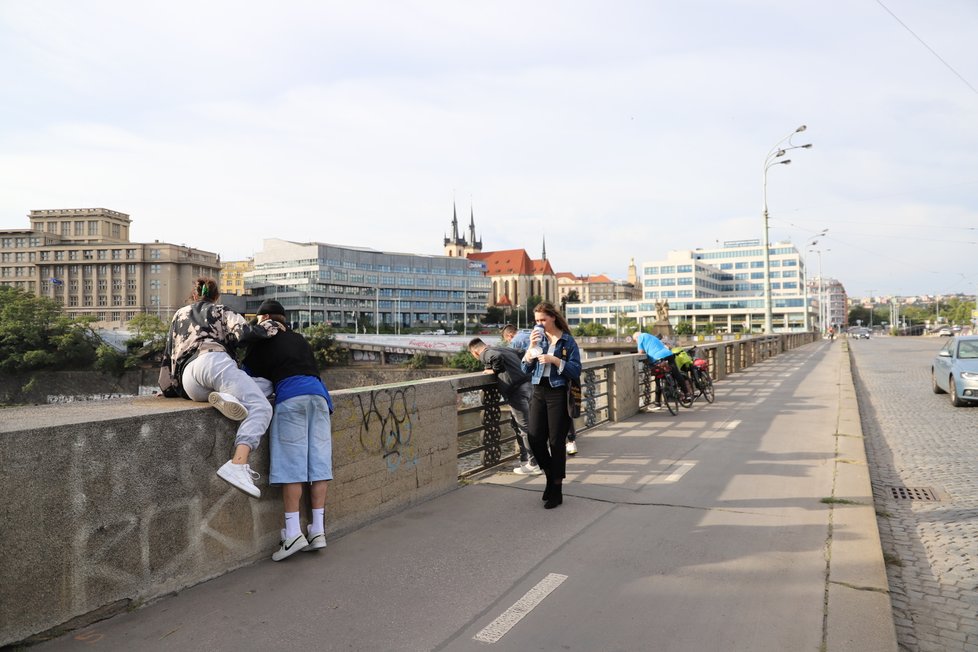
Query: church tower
443 201 482 257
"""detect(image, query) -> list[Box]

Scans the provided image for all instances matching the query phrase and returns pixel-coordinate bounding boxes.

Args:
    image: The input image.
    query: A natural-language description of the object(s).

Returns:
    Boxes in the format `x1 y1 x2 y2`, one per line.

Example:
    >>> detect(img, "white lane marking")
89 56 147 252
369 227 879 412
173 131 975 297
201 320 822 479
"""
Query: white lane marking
649 461 696 484
473 573 569 644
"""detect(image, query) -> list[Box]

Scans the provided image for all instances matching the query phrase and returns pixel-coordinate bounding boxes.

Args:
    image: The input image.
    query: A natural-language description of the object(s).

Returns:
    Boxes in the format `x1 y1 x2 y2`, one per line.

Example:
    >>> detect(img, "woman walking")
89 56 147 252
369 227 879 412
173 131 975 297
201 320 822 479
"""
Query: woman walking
521 301 581 509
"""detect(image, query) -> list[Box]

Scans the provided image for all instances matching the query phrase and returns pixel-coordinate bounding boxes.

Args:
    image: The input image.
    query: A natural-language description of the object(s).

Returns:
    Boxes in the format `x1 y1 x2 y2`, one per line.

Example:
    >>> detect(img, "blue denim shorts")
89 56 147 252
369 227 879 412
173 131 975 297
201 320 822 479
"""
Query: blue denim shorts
269 394 333 484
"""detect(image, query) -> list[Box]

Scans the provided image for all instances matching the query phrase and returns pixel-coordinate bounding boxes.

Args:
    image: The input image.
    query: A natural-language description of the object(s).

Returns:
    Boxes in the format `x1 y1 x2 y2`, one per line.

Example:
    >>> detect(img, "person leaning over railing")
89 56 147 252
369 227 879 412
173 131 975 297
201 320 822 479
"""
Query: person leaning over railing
159 277 280 499
633 331 692 403
521 302 582 510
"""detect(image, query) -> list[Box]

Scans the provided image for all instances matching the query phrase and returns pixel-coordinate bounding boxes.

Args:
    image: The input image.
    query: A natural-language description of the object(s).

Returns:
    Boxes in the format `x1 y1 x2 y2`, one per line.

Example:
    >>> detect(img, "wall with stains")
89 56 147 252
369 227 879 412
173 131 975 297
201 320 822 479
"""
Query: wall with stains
0 376 460 646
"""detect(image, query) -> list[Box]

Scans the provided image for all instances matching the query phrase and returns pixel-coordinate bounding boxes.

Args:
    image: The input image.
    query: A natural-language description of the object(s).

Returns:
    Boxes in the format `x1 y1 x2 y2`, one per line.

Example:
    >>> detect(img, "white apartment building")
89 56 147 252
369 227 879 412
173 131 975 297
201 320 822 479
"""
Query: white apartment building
245 238 490 330
566 239 820 334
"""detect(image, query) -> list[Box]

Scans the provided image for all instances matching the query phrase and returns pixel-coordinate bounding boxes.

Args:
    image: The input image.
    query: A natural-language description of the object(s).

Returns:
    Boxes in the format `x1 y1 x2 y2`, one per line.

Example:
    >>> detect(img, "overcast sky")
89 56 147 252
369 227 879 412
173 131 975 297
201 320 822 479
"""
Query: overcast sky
2 1 976 299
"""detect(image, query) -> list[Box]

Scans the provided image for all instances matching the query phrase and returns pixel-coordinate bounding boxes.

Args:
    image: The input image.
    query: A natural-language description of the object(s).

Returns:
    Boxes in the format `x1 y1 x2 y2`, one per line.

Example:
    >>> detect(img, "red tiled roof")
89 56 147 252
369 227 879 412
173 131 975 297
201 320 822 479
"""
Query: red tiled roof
468 249 534 275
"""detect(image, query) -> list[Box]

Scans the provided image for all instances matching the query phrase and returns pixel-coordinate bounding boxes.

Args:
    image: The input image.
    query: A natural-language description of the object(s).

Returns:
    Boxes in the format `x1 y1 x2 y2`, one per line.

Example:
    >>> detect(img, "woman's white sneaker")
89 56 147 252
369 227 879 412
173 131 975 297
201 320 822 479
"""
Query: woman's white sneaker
217 460 261 498
208 392 248 421
272 532 310 561
303 526 327 552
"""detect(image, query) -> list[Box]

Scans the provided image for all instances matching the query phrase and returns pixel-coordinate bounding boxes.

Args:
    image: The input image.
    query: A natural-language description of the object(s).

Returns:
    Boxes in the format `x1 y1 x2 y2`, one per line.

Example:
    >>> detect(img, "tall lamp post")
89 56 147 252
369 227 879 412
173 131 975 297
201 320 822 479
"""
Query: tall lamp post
763 125 813 333
803 230 828 331
809 247 829 334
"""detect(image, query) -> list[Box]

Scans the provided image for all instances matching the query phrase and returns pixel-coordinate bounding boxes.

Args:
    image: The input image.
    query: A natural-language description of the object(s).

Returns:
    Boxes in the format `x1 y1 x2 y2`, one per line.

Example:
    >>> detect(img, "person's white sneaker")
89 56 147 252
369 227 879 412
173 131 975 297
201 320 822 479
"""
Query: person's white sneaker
216 460 261 498
272 532 309 561
303 525 327 552
527 462 543 475
208 392 248 421
566 441 578 455
513 462 537 475
646 403 663 412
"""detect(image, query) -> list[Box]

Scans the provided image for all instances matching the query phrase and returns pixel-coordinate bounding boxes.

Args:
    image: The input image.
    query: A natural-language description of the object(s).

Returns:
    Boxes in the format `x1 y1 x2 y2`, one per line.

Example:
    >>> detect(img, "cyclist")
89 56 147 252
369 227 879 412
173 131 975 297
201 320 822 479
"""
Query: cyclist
633 331 691 404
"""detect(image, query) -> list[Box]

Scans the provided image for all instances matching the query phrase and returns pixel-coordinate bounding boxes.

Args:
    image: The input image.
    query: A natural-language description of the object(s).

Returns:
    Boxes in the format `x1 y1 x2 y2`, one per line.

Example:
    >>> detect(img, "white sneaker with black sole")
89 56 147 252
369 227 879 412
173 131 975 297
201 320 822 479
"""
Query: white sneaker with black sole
303 526 327 552
217 460 261 498
273 530 310 561
208 392 248 421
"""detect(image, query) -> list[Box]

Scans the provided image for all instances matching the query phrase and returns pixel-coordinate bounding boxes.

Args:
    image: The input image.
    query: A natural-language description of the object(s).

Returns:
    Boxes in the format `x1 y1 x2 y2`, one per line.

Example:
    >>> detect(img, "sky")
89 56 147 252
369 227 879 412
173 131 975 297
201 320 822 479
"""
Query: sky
1 0 976 300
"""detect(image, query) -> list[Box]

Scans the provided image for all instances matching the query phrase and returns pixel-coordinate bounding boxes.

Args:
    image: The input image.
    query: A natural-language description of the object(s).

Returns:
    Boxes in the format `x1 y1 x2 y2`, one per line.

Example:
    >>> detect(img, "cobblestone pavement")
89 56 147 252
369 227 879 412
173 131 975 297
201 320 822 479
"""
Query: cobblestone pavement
849 337 978 652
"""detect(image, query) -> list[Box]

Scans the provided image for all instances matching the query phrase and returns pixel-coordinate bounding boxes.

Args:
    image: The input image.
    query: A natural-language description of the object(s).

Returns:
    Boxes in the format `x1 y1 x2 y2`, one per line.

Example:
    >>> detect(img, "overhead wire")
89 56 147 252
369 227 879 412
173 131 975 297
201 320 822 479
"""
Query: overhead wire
875 0 978 96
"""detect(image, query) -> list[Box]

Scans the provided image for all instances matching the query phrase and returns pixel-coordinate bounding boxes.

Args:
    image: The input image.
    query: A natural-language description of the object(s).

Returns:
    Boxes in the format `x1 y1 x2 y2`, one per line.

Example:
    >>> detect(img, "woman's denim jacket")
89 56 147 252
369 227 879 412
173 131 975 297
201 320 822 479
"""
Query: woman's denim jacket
521 331 582 387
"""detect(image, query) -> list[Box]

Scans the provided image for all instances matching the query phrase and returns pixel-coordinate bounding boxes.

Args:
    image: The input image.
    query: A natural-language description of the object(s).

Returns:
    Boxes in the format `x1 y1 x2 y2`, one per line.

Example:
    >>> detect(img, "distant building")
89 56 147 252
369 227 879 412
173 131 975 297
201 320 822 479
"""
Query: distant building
221 258 253 296
0 208 220 327
440 208 556 309
443 203 482 258
245 238 489 330
808 277 849 331
566 239 821 334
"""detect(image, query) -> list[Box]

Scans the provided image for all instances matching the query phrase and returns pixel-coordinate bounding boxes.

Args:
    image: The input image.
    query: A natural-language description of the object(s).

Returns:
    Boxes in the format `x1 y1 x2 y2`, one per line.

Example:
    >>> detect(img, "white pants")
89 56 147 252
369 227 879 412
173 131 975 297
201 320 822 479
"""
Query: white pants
182 352 272 452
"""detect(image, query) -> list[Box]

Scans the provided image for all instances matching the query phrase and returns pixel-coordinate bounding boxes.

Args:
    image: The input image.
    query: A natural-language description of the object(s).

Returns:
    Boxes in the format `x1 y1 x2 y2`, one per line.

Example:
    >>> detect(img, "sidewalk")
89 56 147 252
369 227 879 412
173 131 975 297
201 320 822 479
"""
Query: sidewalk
36 341 896 651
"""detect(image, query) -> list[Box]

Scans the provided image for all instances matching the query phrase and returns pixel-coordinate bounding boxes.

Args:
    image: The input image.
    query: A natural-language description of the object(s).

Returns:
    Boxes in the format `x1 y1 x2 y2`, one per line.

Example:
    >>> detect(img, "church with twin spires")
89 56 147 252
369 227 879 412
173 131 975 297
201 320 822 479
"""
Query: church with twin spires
443 203 557 310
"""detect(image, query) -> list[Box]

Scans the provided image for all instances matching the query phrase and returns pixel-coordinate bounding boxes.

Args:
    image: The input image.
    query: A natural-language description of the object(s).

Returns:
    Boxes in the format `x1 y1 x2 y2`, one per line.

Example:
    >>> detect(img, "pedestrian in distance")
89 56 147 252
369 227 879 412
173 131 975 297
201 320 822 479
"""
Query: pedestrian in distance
468 337 540 475
242 299 334 562
159 277 279 498
521 302 582 509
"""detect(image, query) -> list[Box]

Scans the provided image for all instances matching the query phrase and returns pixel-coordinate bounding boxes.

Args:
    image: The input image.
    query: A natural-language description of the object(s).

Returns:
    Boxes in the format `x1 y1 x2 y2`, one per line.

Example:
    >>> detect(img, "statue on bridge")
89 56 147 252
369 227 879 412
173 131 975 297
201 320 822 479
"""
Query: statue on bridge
655 299 670 324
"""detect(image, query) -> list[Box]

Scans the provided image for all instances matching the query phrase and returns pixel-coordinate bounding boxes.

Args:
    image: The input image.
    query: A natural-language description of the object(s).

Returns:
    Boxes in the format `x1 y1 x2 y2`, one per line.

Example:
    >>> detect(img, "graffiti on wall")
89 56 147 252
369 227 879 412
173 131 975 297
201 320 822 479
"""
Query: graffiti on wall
338 386 420 472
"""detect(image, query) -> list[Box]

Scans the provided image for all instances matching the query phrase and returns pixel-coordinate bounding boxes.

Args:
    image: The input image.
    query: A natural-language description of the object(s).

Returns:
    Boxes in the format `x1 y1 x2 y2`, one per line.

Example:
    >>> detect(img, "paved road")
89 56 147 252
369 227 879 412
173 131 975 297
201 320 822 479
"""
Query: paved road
35 341 894 651
849 337 978 652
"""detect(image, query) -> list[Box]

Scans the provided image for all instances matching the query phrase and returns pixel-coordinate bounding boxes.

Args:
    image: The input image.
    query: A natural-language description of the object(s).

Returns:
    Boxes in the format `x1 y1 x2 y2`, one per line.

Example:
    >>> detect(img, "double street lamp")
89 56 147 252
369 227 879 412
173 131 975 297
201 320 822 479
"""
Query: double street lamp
763 125 813 333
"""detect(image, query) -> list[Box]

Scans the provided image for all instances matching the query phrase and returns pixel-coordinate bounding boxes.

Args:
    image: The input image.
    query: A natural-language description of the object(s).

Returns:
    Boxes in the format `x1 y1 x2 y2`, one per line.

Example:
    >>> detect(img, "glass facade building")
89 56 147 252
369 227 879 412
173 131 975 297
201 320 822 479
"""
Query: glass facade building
245 239 489 329
566 239 820 334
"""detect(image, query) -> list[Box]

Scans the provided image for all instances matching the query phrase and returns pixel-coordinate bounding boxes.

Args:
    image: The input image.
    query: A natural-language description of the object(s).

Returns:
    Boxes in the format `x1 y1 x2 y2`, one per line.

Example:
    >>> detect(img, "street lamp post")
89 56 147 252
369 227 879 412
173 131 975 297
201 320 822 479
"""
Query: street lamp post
803 230 828 331
763 125 813 334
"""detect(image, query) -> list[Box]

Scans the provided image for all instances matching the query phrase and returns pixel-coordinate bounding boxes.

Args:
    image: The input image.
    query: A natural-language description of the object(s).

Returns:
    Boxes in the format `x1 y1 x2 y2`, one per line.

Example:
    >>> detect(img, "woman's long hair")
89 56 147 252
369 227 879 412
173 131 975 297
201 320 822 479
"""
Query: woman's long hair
534 301 570 334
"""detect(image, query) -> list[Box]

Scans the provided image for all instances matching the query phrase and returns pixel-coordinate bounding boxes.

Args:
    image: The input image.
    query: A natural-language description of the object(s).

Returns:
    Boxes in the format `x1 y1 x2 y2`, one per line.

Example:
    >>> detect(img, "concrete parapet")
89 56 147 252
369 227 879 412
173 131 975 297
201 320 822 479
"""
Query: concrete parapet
0 377 460 647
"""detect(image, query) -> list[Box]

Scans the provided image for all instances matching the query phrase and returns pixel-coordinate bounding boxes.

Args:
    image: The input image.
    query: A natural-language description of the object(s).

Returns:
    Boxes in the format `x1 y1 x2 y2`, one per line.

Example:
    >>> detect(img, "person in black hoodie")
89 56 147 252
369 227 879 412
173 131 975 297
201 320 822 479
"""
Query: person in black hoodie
243 299 334 562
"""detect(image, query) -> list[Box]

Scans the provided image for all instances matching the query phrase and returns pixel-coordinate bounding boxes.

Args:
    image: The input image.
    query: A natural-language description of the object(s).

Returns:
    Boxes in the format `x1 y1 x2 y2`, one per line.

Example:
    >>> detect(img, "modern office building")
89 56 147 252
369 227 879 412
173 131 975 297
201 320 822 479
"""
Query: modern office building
0 208 220 327
245 238 490 329
566 239 818 334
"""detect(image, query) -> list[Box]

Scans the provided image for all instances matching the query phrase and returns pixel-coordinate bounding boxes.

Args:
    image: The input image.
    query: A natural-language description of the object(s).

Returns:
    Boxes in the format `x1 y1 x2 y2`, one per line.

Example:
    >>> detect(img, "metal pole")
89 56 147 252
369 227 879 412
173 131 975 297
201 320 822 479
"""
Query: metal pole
374 286 379 335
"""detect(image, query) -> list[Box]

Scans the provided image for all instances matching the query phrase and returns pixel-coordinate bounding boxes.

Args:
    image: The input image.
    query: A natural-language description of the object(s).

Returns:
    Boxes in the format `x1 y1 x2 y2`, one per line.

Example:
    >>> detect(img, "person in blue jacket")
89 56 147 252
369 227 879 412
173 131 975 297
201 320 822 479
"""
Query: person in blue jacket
521 302 581 509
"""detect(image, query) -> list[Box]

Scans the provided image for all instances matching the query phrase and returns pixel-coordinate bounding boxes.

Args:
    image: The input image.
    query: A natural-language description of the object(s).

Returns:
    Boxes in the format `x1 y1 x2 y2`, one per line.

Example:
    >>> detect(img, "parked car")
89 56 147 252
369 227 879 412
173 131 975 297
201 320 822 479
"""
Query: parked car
937 326 953 336
932 335 978 406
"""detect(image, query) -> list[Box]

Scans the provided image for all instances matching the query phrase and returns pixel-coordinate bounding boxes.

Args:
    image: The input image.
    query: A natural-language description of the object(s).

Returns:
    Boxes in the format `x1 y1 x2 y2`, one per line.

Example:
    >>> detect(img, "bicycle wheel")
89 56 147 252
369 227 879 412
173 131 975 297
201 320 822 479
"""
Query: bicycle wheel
699 370 715 404
662 377 680 415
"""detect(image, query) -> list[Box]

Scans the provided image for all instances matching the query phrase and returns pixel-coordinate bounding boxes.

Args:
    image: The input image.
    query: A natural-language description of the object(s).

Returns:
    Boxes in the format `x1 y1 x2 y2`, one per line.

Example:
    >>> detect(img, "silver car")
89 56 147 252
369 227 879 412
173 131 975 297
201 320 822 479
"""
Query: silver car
932 335 978 406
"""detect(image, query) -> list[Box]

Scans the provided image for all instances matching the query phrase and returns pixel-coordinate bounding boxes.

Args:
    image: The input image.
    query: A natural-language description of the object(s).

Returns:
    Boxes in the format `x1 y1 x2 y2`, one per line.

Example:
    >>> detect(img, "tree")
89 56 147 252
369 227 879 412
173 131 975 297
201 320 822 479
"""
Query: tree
0 287 102 372
485 306 507 325
447 346 483 372
127 312 168 360
565 290 581 304
573 322 613 337
304 323 348 367
674 321 694 336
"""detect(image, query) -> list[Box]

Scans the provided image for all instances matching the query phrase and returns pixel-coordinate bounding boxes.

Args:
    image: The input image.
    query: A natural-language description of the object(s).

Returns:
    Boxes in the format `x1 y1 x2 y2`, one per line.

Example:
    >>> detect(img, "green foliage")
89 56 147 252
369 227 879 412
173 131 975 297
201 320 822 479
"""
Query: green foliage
127 313 168 359
304 323 349 368
94 344 129 375
447 347 483 372
404 352 429 369
565 289 581 303
485 306 507 325
697 322 718 335
673 321 694 336
0 286 102 372
573 322 613 337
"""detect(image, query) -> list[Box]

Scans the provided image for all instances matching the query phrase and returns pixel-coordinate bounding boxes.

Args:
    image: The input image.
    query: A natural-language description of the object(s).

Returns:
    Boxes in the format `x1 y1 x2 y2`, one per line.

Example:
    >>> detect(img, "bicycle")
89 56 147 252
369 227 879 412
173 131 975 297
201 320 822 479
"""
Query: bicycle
649 360 682 415
685 350 715 404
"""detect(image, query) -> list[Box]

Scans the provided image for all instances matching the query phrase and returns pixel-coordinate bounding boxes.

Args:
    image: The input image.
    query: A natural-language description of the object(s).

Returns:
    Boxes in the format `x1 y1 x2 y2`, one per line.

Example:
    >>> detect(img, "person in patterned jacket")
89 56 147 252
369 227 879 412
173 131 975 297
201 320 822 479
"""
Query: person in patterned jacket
159 277 280 498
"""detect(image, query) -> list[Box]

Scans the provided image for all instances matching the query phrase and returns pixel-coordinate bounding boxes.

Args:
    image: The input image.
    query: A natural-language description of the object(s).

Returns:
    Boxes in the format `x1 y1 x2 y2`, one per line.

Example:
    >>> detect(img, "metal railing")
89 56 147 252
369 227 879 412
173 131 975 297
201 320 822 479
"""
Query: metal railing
457 359 616 478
